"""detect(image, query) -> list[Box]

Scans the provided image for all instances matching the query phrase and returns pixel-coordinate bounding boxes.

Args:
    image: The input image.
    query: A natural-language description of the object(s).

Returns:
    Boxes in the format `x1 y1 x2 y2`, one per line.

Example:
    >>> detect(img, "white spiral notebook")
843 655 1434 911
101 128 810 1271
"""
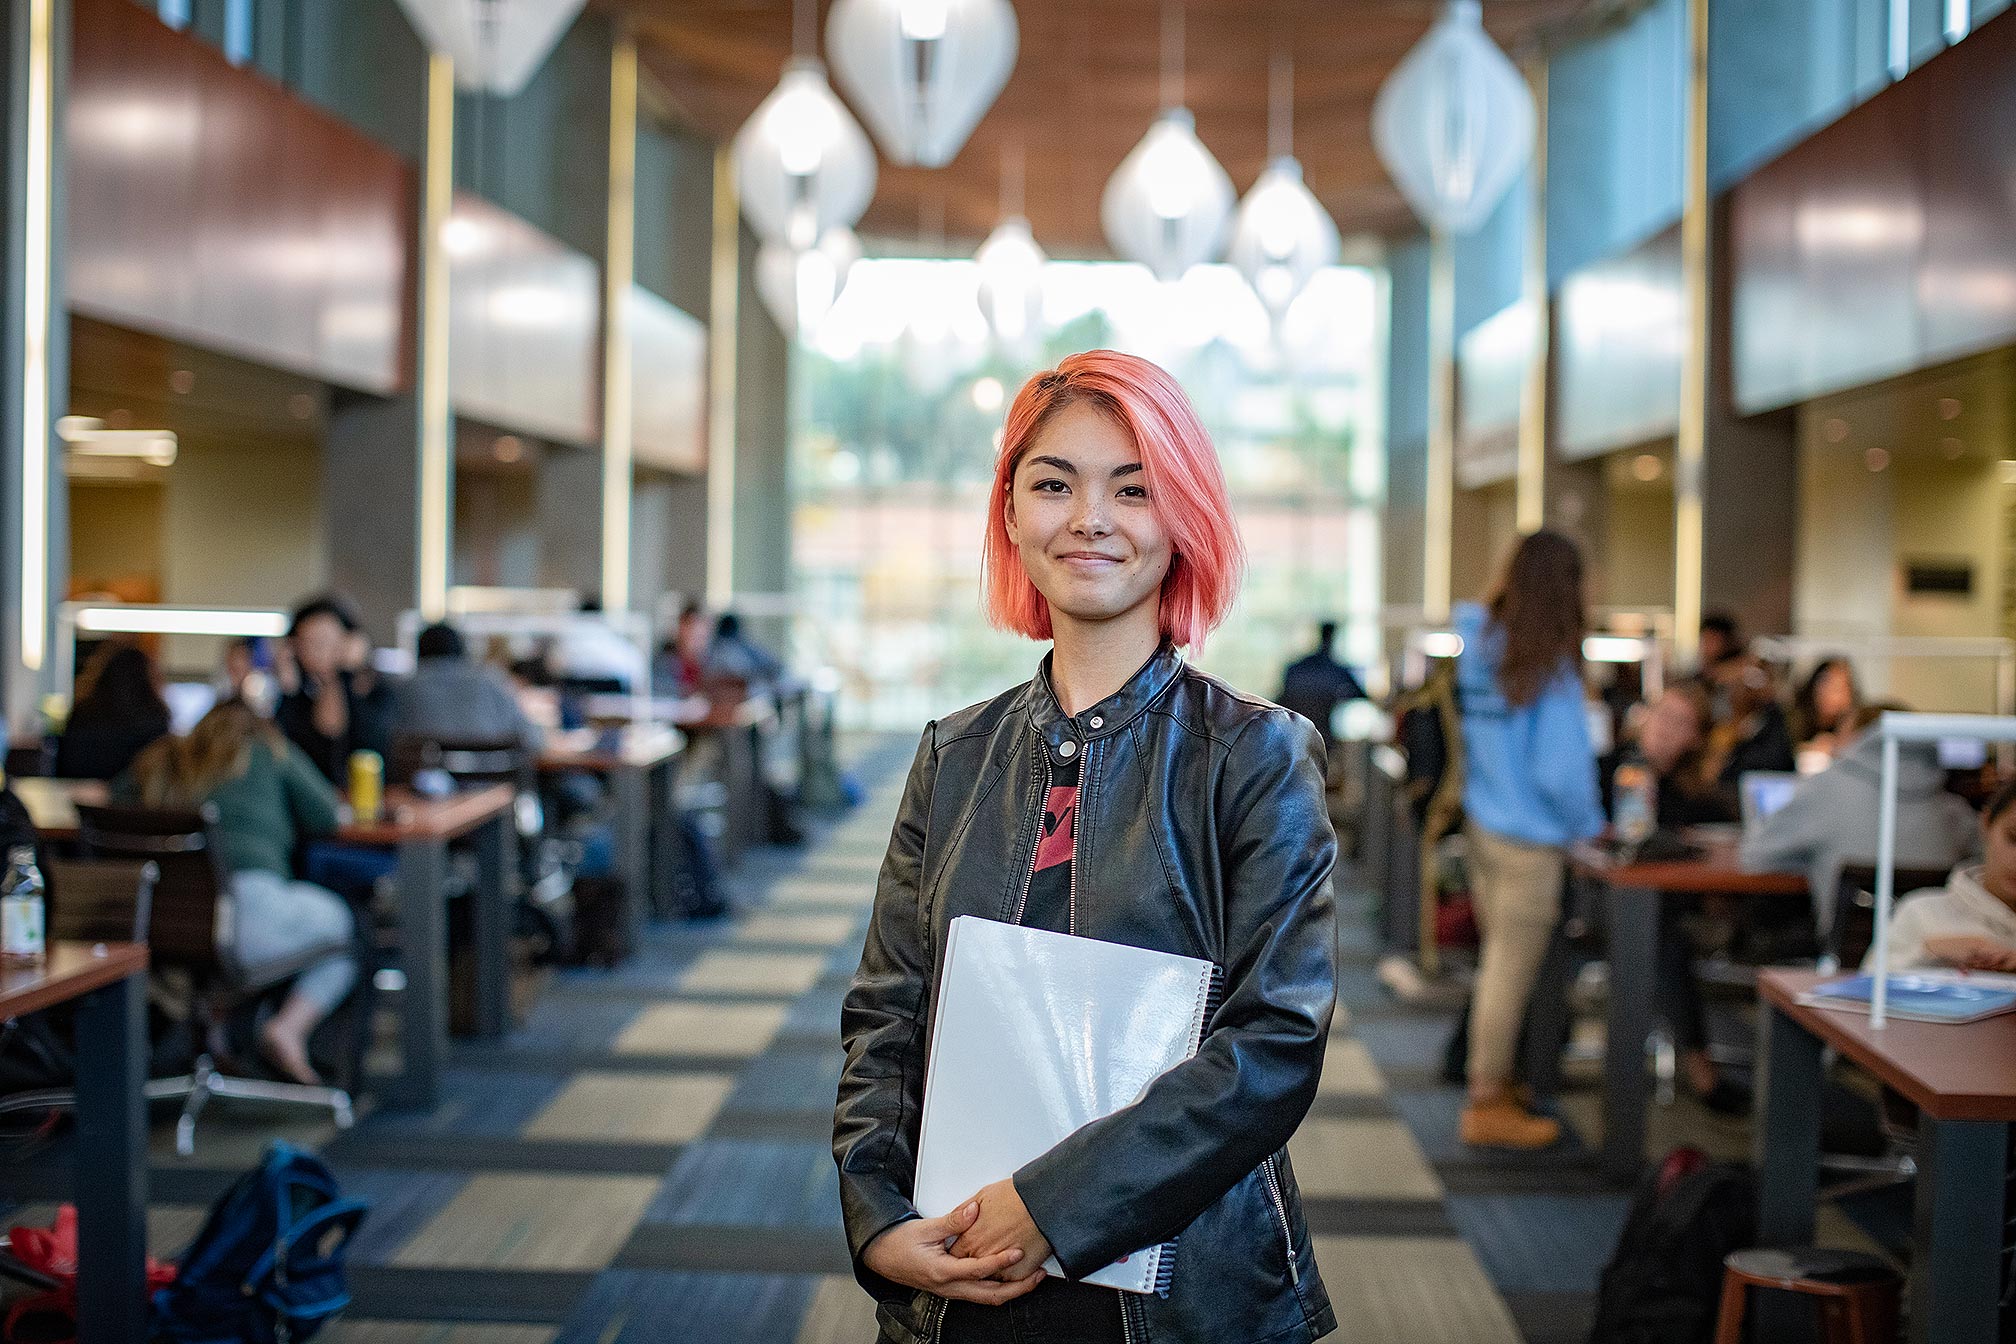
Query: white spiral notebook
911 915 1220 1295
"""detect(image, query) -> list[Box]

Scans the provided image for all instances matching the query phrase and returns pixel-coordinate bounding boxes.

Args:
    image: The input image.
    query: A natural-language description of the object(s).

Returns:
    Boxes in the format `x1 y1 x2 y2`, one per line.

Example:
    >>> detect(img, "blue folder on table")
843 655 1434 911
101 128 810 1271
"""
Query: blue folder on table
1799 973 2016 1024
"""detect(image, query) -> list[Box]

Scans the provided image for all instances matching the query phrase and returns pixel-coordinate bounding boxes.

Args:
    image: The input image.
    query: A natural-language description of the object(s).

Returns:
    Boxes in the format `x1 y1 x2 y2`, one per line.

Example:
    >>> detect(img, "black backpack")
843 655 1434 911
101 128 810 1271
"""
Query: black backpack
1590 1148 1757 1344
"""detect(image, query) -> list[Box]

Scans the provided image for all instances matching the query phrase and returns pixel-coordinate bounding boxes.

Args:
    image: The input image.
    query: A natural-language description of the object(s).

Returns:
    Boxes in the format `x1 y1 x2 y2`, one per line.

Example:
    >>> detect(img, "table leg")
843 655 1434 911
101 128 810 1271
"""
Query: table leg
1601 883 1659 1183
389 836 449 1110
471 813 514 1040
612 764 648 950
1910 1117 2007 1344
647 757 677 920
73 971 148 1344
1753 1001 1824 1245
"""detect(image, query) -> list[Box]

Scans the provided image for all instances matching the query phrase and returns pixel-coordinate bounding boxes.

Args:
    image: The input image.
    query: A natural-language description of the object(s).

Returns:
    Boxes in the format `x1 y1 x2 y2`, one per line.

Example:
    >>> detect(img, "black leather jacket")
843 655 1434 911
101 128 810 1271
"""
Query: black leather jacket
835 645 1339 1344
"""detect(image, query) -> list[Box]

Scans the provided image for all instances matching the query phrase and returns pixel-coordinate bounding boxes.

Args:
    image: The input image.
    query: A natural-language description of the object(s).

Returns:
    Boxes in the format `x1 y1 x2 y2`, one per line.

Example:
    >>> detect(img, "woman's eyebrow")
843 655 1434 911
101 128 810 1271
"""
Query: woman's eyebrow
1027 454 1076 474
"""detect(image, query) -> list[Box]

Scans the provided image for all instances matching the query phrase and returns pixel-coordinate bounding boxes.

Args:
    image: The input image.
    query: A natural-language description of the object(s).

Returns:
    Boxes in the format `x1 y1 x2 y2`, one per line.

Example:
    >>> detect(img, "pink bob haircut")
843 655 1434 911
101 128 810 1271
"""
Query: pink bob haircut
981 349 1245 649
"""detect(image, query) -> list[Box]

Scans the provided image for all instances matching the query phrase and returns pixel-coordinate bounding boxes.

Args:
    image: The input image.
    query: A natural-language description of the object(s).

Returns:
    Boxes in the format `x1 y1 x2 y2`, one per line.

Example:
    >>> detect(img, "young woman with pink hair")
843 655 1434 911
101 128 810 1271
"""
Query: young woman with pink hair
835 350 1340 1344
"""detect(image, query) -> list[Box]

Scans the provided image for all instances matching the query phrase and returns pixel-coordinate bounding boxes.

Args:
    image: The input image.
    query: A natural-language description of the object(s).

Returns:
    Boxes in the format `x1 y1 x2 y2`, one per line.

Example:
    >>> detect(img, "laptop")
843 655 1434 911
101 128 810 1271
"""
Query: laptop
1739 770 1799 831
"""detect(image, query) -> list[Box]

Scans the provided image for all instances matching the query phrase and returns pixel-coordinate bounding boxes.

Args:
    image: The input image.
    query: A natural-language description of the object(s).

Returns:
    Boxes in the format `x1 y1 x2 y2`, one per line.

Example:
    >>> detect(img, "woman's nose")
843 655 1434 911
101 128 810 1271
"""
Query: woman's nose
1072 492 1112 536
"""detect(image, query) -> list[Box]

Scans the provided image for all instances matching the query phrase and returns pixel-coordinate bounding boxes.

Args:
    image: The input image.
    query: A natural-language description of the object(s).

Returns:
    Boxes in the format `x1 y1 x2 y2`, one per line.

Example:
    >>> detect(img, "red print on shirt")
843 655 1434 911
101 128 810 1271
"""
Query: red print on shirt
1033 785 1078 872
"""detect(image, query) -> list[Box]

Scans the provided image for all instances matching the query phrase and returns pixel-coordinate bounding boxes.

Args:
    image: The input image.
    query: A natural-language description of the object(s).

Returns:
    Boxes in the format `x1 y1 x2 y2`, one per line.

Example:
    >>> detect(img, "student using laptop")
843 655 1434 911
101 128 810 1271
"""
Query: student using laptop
1740 704 1979 939
835 352 1339 1344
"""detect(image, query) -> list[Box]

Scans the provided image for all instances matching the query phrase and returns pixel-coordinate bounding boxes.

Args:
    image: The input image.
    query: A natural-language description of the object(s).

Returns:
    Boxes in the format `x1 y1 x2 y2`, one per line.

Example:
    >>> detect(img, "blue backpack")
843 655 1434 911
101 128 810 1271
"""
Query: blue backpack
153 1142 369 1343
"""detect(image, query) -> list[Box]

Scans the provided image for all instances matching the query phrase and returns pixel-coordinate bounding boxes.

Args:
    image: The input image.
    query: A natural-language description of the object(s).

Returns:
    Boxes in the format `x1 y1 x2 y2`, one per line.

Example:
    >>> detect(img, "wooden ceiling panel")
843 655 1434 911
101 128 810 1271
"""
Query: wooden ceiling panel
608 0 1599 255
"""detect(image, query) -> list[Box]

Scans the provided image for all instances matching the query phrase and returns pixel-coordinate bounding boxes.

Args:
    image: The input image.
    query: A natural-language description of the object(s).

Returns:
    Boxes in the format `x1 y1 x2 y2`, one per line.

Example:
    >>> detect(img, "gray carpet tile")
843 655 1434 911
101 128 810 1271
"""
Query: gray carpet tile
1387 1087 1592 1172
642 1139 842 1227
721 1040 846 1114
554 1269 823 1344
1500 1291 1602 1344
346 1268 594 1325
615 1223 855 1276
336 1169 477 1266
327 1133 684 1177
352 1069 571 1138
1443 1194 1634 1295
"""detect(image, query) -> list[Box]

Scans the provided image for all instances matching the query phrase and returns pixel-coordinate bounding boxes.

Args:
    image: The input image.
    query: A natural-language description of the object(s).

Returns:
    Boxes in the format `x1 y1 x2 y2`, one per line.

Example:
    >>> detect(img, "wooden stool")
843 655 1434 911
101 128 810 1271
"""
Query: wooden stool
1714 1247 1903 1344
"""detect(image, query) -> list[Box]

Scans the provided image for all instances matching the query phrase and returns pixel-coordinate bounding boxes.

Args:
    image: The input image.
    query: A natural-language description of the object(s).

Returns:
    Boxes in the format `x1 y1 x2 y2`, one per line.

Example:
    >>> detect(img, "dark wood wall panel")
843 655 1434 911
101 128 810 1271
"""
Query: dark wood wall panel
1731 8 2016 414
67 0 410 393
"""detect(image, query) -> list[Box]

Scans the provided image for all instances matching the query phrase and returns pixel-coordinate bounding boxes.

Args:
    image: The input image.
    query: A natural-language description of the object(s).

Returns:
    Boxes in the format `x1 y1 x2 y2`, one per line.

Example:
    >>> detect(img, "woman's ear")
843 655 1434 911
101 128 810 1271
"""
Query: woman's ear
1002 491 1020 546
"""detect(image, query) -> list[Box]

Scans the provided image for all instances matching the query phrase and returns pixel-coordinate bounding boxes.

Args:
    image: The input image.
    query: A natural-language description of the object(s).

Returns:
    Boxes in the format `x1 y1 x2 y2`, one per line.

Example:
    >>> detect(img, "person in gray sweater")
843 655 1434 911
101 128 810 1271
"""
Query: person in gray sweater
390 622 544 754
1739 714 1978 938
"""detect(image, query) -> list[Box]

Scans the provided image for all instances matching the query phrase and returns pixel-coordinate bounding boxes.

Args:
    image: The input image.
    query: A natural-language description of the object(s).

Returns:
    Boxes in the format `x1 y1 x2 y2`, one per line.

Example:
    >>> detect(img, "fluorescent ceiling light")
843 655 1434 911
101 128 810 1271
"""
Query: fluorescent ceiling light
1584 635 1648 663
72 606 288 637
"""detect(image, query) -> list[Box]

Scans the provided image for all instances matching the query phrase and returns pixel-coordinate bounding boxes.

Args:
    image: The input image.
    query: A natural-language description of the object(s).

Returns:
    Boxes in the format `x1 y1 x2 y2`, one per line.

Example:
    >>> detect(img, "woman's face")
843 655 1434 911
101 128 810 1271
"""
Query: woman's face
292 613 346 681
1814 663 1856 725
1983 805 2016 899
1638 689 1702 774
1005 401 1173 635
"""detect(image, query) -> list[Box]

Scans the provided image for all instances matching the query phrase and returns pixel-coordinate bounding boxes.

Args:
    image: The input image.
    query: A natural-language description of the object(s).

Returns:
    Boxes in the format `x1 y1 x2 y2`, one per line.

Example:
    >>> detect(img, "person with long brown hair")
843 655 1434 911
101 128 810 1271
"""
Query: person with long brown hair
56 641 171 780
120 700 355 1086
1452 530 1604 1149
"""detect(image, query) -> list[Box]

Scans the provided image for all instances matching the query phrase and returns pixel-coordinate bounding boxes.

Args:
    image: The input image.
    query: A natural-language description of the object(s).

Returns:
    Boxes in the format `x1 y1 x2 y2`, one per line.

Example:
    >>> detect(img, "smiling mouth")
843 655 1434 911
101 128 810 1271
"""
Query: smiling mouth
1058 552 1122 563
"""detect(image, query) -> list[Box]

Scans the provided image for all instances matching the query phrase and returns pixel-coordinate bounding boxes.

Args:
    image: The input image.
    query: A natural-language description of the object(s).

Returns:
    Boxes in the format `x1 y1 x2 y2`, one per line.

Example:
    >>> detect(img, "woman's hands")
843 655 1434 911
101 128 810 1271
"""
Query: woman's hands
947 1179 1051 1280
1923 935 2016 972
861 1200 1047 1305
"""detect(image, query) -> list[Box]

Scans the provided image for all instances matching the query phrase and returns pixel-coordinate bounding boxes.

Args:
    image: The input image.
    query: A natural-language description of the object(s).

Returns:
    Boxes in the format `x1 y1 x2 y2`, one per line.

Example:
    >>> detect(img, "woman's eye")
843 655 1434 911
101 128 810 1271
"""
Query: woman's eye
1031 479 1068 493
1119 485 1148 499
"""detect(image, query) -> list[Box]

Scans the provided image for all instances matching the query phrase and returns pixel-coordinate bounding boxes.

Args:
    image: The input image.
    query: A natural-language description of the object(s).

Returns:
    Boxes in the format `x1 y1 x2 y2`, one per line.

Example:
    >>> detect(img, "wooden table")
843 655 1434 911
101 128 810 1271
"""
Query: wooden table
540 724 683 940
1570 841 1808 1182
0 943 150 1343
1756 969 2015 1344
20 779 515 1111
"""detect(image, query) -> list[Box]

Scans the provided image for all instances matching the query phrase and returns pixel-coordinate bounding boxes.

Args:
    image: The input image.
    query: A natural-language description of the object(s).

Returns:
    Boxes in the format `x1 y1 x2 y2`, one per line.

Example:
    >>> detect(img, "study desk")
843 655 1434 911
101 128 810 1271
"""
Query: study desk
1570 841 1808 1182
539 724 683 938
1756 968 2016 1344
18 778 516 1110
0 942 150 1343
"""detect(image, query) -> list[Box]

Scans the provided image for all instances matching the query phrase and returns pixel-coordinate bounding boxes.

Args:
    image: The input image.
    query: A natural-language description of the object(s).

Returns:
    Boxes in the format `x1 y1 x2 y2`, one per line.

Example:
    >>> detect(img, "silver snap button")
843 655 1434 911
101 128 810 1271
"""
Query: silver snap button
1057 739 1078 759
1089 715 1104 729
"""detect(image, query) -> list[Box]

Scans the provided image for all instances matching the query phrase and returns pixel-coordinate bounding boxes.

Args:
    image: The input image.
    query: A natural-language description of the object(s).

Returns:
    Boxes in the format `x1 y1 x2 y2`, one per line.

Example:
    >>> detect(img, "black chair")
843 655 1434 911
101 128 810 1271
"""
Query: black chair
44 858 156 944
74 804 355 1155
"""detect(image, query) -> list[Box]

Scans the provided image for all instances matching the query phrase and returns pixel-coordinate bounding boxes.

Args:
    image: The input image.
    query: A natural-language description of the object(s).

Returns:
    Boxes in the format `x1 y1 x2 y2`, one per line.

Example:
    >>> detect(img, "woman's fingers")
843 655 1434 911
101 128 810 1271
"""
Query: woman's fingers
914 1201 981 1244
933 1246 1022 1284
938 1268 1047 1305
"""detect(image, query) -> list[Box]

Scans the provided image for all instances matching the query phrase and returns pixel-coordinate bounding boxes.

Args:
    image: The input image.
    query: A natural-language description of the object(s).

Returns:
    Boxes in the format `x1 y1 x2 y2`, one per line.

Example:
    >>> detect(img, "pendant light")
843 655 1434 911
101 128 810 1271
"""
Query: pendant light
974 142 1046 350
1228 51 1338 324
1100 2 1233 282
734 0 877 251
756 226 862 339
826 0 1018 168
1372 0 1534 235
394 0 587 95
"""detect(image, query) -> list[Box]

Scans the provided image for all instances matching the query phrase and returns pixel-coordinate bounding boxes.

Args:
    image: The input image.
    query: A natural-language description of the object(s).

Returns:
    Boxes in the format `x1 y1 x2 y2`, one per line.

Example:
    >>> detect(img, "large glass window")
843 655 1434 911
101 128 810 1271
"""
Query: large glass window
790 258 1385 728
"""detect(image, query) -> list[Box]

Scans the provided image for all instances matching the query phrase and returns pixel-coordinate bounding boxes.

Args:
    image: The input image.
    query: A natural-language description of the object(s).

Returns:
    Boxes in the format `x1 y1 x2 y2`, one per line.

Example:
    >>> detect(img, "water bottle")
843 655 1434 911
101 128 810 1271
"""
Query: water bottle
349 750 384 825
1 846 46 964
1612 761 1656 849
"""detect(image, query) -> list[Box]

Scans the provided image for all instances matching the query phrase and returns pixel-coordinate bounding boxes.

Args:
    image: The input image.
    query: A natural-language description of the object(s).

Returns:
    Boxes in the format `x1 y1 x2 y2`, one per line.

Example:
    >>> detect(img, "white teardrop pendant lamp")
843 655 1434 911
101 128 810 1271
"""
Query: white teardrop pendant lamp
1101 3 1233 283
826 0 1018 168
735 0 877 251
1228 52 1338 325
394 0 588 95
1372 0 1534 234
756 226 862 340
974 143 1046 349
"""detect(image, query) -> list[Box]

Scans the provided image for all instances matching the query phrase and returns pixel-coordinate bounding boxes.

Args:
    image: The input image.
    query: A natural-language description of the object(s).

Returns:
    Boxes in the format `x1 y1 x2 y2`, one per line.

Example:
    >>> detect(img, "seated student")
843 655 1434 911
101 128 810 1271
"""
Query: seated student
277 595 395 785
705 611 785 687
1703 654 1797 802
1740 704 1980 940
1871 777 2016 973
121 701 356 1087
1790 655 1860 763
1617 684 1748 1112
391 622 543 754
55 642 171 781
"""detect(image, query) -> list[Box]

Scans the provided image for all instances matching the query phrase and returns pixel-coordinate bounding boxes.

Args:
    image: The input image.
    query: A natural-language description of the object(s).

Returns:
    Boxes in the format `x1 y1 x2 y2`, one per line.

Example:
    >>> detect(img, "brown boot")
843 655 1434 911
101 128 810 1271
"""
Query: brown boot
1460 1097 1562 1150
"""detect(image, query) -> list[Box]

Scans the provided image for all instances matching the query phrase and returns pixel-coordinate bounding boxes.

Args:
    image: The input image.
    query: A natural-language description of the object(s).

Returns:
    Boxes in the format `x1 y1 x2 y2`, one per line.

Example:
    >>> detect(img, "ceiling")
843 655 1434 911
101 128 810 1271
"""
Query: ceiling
610 0 1611 257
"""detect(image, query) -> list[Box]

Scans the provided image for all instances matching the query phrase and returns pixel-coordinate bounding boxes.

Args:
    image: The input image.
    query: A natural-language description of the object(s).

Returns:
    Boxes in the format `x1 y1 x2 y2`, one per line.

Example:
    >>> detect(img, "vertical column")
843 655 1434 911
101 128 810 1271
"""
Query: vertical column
1672 0 1710 667
416 50 455 621
1515 60 1550 535
706 145 739 609
600 33 637 612
1 0 66 731
1423 227 1455 626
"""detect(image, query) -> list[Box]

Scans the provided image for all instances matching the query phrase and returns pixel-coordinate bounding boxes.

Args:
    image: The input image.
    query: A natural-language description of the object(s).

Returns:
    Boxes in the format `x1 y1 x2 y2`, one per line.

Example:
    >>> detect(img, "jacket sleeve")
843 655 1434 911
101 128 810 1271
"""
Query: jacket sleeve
1014 708 1338 1279
1529 672 1605 842
833 723 940 1300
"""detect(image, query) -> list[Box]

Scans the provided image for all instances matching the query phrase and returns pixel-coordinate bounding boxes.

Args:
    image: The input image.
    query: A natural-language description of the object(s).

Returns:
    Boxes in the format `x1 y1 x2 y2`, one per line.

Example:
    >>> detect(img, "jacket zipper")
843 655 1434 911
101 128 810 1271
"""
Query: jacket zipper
1120 1291 1140 1344
1067 739 1091 936
926 1294 948 1343
1261 1154 1300 1286
1010 751 1051 926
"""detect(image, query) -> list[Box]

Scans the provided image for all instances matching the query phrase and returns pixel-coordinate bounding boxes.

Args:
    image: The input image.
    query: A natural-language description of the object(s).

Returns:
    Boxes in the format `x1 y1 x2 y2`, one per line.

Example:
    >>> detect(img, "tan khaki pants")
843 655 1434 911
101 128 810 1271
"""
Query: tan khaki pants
1465 825 1565 1093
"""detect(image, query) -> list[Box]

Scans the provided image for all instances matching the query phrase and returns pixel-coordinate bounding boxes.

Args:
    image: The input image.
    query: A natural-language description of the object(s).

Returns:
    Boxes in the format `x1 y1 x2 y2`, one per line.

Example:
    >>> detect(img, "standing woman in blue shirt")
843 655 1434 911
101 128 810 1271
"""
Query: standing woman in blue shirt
1452 530 1604 1149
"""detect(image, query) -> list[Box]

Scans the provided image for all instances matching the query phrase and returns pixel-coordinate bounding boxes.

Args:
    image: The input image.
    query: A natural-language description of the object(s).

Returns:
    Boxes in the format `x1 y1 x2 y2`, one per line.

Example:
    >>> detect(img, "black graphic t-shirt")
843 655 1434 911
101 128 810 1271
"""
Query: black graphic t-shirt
1021 756 1080 933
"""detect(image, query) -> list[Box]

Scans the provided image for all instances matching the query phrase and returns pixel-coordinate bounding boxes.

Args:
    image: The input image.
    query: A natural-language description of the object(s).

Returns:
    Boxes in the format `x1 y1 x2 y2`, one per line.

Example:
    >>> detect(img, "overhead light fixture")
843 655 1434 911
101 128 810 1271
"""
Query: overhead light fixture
392 0 588 96
826 0 1018 168
1102 3 1232 282
1372 1 1535 235
755 226 862 339
735 58 877 251
1229 53 1338 325
1584 635 1647 663
72 605 288 638
56 417 177 466
973 142 1046 349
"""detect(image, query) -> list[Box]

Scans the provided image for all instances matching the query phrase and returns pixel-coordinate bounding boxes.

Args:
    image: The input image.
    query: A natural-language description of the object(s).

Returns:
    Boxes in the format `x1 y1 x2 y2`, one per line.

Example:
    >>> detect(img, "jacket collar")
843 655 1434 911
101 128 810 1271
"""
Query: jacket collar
1023 642 1184 758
